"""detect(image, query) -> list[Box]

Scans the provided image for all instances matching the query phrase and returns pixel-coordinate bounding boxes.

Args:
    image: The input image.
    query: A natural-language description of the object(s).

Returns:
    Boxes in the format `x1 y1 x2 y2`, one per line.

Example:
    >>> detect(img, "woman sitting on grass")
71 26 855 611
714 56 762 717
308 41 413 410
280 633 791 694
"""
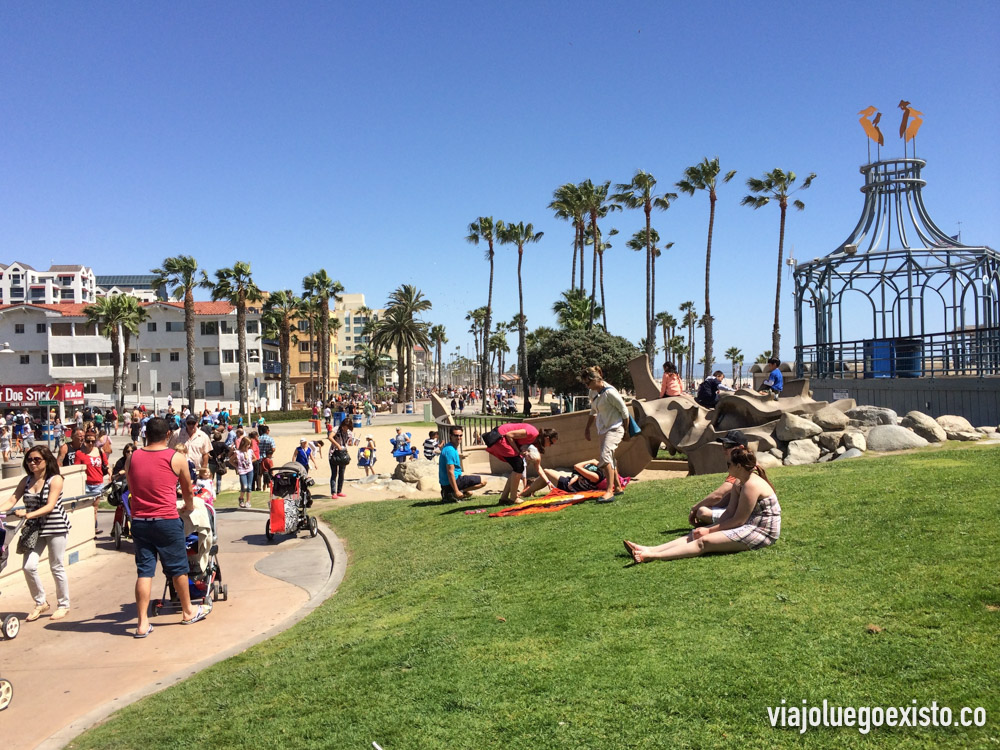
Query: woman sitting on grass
624 447 780 563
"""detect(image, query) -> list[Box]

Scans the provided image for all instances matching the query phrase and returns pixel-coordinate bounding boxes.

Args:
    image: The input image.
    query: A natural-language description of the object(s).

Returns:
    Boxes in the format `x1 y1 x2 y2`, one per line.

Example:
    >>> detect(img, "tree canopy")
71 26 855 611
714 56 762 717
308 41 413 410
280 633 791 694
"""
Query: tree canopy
526 327 639 396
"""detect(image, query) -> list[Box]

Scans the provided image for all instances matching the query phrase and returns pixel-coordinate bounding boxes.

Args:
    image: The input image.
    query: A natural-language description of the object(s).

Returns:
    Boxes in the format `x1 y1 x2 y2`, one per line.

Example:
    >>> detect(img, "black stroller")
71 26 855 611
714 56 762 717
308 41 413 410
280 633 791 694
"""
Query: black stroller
1 515 24 641
265 463 317 541
103 477 132 551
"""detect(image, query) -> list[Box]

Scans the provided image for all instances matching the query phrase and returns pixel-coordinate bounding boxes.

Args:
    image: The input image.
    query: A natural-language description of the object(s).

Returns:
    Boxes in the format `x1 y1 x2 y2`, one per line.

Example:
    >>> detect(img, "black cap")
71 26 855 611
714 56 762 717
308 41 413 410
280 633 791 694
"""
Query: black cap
719 429 748 447
185 415 198 425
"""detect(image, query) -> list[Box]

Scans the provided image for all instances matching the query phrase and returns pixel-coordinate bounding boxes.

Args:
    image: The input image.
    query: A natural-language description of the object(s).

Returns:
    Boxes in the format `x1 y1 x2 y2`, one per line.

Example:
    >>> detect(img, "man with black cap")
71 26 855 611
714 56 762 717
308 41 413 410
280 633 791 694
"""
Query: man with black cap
168 414 212 471
688 430 750 526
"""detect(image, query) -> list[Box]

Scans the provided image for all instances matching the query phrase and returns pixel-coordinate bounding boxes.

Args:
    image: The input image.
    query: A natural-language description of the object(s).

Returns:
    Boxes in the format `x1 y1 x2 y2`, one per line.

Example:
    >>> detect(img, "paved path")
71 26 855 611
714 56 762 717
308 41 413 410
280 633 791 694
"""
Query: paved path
1 508 344 750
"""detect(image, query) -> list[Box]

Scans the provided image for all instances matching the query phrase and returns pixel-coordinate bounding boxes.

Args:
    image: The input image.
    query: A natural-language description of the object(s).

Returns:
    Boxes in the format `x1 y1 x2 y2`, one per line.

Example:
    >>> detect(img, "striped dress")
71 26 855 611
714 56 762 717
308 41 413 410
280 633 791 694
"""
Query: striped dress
22 476 71 537
722 493 781 550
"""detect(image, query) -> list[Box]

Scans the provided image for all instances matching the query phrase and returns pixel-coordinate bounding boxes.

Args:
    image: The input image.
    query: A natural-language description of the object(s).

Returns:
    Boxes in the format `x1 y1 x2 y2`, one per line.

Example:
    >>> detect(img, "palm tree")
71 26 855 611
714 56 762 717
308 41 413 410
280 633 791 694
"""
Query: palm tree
613 170 677 359
655 311 677 363
429 324 447 389
151 255 200 411
302 270 344 402
677 157 737 380
201 262 262 418
548 183 586 290
585 226 617 329
118 296 149 410
329 316 342 386
498 221 544 413
756 350 773 364
295 296 320 404
679 301 698 387
84 295 127 411
668 336 688 383
576 180 621 329
261 290 300 411
465 307 487 385
466 217 503 398
353 344 384 393
725 346 743 387
741 168 816 359
374 285 432 407
552 287 602 331
488 324 511 385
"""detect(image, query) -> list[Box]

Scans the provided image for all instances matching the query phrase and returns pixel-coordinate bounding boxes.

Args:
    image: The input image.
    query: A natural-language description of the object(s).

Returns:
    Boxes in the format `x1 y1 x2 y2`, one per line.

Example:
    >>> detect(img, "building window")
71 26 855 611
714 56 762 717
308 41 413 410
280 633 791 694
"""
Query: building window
170 381 181 392
130 352 140 363
248 349 260 363
60 276 73 285
156 382 163 393
298 320 309 332
36 323 46 333
10 288 24 298
60 289 74 300
204 381 224 397
219 320 235 334
166 321 184 332
149 352 161 362
19 354 29 364
75 353 97 367
200 321 218 336
50 322 73 336
169 351 179 362
14 324 24 334
53 353 73 367
41 354 48 364
30 288 45 299
222 350 235 364
246 320 259 334
98 353 111 366
204 351 220 366
298 362 313 374
75 322 97 336
299 341 310 352
147 322 157 332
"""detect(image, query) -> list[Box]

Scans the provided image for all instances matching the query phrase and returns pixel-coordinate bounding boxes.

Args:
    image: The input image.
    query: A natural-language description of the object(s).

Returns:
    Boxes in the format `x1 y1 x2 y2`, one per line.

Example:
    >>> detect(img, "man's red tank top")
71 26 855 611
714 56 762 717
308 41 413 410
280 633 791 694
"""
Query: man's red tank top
128 448 179 519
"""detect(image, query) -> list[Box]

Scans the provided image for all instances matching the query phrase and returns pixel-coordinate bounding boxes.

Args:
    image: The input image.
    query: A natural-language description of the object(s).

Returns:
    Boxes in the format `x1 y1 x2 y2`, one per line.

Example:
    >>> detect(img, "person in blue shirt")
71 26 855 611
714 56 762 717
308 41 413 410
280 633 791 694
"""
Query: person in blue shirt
438 426 485 502
758 358 784 399
294 439 315 473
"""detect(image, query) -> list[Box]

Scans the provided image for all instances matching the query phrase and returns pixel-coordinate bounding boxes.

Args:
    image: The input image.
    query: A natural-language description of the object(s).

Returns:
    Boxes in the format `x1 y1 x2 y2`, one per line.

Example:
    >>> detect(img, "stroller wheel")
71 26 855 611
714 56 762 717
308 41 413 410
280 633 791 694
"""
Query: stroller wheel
220 583 228 601
148 601 159 618
0 677 12 711
112 522 123 551
265 520 274 542
2 615 19 640
309 516 319 538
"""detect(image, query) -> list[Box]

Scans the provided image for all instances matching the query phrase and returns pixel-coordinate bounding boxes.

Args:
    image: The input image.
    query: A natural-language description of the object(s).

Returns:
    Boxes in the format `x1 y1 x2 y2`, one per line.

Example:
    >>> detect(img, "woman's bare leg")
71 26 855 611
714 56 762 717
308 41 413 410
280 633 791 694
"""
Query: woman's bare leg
632 531 749 562
519 476 548 499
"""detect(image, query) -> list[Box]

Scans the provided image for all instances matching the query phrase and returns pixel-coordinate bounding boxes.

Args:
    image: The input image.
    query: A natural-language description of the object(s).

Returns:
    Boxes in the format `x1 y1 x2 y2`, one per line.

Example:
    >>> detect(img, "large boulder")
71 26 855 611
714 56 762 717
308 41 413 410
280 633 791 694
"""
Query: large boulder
836 447 864 460
846 405 898 427
818 431 844 452
813 406 850 430
775 412 823 441
936 414 983 441
900 411 947 442
865 425 929 452
393 459 438 483
755 452 783 469
783 439 821 466
841 430 867 452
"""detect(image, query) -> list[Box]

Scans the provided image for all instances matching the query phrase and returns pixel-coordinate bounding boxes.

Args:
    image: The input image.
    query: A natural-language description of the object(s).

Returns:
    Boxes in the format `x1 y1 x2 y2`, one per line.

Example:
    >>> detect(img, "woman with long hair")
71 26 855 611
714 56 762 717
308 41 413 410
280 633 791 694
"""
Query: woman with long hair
0 446 71 621
659 361 692 399
625 447 781 563
75 429 109 531
235 436 254 508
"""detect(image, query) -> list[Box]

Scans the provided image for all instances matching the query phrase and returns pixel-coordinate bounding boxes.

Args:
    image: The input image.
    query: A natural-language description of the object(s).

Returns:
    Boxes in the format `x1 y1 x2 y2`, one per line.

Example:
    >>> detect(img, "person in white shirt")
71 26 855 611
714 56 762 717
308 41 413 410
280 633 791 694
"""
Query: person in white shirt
582 366 629 503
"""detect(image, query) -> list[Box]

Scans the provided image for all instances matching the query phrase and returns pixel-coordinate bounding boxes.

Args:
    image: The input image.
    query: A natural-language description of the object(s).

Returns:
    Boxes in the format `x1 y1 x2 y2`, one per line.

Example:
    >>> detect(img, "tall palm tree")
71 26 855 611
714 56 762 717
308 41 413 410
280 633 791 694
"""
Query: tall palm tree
378 284 432 405
585 226 617 330
725 346 743 387
201 262 262 418
576 180 621 329
677 157 737 380
613 170 677 359
655 311 677 363
261 289 300 411
353 344 384 393
84 295 127 411
429 324 448 389
498 221 544 413
302 270 344 402
679 301 698 386
465 307 487 385
295 296 320 404
668 336 688 383
548 183 586 290
466 217 503 398
741 168 816 359
151 255 200 410
553 287 603 331
489 325 510 384
756 349 773 364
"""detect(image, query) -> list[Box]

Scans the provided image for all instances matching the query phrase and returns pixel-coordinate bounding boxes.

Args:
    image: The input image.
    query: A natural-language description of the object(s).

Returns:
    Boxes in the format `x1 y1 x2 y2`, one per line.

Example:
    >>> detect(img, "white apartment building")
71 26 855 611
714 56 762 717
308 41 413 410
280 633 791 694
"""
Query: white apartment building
0 262 98 305
0 301 280 412
334 293 387 379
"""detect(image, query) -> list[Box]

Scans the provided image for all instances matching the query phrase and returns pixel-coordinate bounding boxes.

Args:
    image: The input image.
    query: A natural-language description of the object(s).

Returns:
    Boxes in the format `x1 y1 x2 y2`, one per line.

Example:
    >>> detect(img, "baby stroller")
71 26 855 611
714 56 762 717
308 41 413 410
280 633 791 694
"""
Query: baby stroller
149 491 227 617
103 477 132 551
1 514 25 643
265 463 318 542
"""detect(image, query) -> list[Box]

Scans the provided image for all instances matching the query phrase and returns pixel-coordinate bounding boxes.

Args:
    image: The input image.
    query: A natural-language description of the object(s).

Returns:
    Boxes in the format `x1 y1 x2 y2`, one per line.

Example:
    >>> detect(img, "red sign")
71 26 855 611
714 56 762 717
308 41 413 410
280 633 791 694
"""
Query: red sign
0 383 85 407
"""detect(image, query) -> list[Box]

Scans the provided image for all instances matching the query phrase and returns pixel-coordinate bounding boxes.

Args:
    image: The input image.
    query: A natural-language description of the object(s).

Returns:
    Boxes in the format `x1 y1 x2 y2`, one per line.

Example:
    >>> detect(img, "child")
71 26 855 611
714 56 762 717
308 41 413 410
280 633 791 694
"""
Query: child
174 443 198 482
758 357 783 400
195 467 216 507
423 430 440 460
359 435 377 477
261 449 274 489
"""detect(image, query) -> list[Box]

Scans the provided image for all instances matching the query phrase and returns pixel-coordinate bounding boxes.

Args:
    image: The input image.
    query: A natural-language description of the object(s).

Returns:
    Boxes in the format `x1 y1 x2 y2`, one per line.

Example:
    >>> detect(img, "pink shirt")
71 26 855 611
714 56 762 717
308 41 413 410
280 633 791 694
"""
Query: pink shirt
128 448 179 519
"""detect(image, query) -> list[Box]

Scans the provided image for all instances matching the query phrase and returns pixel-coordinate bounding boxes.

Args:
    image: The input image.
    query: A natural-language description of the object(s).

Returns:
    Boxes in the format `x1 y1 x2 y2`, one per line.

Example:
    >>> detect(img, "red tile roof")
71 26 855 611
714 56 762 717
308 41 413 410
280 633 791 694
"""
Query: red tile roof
0 301 237 317
153 301 236 315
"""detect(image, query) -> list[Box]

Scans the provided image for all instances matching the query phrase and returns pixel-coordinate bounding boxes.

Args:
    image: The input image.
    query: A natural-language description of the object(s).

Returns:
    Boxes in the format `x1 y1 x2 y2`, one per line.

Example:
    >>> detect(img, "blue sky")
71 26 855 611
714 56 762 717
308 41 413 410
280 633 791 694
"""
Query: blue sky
2 1 998 371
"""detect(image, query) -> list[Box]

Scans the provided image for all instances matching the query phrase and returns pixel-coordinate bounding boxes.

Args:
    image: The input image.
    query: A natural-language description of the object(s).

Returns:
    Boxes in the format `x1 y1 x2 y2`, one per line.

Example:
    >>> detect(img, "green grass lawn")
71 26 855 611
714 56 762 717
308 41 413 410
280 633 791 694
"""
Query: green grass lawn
73 445 1000 749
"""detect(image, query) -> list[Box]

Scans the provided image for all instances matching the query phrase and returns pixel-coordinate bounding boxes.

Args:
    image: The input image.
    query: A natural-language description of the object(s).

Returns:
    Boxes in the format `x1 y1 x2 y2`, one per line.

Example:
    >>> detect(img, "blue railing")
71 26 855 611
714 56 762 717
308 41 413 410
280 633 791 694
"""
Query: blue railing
263 361 281 374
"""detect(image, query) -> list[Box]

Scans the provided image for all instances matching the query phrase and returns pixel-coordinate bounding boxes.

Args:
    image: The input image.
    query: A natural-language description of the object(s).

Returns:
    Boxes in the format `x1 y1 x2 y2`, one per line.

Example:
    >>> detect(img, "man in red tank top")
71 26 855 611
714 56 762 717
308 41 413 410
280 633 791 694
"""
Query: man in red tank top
126 417 207 638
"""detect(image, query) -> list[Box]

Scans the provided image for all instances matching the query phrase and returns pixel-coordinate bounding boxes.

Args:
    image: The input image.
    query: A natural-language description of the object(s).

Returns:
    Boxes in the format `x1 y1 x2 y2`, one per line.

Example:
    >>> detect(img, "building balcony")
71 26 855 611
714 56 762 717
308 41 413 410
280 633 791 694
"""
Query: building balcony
263 361 281 375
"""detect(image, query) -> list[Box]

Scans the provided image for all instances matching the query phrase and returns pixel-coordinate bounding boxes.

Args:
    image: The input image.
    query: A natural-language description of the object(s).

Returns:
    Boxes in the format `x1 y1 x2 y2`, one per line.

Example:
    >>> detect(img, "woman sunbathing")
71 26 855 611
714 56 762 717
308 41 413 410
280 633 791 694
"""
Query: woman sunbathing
519 459 607 499
624 447 780 563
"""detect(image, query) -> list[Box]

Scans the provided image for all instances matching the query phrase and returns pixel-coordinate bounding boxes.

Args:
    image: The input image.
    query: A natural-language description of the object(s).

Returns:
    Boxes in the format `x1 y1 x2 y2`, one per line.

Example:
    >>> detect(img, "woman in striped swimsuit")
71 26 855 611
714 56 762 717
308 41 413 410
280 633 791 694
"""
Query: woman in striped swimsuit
625 447 780 563
0 446 71 621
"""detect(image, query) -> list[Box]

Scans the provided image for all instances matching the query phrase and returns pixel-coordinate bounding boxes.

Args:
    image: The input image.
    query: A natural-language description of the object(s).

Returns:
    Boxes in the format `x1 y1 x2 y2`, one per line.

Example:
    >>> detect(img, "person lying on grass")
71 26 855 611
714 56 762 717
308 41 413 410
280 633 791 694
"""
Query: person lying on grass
624 447 780 563
519 459 607 499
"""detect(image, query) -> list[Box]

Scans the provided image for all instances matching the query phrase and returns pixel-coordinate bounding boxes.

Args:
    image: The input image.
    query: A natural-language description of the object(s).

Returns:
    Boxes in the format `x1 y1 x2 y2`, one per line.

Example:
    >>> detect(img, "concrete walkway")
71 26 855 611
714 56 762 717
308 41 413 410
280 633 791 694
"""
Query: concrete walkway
1 508 345 750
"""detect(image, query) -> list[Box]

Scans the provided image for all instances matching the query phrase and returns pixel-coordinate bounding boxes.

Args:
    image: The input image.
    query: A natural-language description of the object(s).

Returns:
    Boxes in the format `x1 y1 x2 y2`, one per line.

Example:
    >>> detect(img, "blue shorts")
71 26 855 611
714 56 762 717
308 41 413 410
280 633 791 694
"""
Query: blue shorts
132 517 189 578
239 472 253 491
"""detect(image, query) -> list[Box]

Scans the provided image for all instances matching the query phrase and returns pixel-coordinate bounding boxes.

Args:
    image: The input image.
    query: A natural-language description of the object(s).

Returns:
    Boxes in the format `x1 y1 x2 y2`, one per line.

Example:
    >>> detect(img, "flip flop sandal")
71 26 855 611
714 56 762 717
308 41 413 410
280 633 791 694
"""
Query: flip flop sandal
134 624 154 638
181 604 211 625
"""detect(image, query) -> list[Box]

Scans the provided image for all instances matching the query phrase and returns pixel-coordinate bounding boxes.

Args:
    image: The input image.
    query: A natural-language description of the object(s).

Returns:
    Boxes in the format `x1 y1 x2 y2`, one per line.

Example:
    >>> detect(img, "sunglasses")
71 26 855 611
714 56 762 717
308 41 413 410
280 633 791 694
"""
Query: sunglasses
26 457 44 464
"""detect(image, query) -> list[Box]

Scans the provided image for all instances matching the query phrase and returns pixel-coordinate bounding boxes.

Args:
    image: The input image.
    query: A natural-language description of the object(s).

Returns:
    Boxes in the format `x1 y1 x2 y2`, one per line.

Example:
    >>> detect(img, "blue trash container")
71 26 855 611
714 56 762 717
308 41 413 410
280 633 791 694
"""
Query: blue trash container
334 412 346 427
352 414 362 429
